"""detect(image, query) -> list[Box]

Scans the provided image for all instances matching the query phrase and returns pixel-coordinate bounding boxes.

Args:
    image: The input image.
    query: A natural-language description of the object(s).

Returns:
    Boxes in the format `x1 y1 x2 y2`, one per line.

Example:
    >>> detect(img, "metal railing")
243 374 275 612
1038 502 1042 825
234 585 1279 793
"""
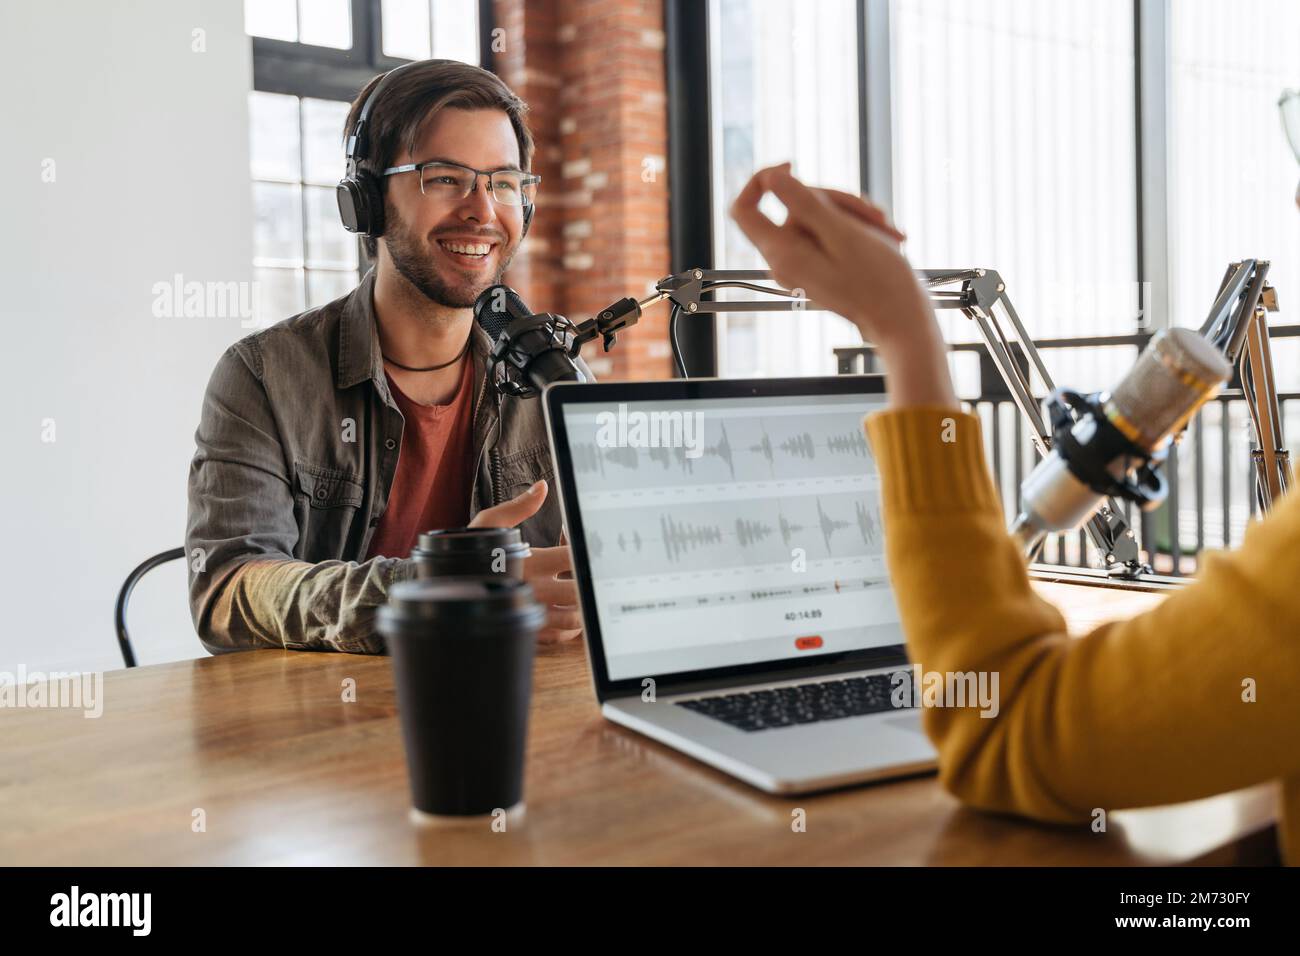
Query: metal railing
836 327 1300 575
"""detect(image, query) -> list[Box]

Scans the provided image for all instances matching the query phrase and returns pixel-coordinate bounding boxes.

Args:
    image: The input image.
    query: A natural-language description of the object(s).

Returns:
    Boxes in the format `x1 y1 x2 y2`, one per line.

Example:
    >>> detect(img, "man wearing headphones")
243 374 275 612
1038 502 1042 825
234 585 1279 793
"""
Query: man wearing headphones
185 59 588 655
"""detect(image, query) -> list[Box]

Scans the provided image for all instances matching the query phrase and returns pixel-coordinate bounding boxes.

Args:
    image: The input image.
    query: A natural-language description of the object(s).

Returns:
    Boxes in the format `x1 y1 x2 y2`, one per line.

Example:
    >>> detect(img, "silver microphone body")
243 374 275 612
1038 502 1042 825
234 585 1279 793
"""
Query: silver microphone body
1011 327 1231 560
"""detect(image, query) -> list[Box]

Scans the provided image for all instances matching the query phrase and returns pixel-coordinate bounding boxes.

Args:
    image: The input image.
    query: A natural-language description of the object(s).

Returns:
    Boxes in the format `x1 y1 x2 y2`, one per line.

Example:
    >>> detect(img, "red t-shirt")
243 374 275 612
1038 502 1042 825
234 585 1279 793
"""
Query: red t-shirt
364 356 476 560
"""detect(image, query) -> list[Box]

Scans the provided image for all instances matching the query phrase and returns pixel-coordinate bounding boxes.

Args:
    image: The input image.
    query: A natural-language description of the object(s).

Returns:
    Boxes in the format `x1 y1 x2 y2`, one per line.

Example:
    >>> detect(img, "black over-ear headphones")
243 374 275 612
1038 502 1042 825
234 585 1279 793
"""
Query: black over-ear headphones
336 62 535 240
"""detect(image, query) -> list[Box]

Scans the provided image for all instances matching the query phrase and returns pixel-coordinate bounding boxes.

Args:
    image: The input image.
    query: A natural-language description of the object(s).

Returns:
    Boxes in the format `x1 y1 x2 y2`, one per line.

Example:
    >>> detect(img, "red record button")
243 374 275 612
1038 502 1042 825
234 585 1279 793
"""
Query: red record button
794 636 823 651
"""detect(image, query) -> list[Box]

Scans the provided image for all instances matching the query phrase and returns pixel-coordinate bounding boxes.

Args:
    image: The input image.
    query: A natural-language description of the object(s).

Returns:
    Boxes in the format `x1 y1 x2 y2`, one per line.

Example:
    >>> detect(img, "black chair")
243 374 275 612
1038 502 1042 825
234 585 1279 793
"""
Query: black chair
115 547 186 667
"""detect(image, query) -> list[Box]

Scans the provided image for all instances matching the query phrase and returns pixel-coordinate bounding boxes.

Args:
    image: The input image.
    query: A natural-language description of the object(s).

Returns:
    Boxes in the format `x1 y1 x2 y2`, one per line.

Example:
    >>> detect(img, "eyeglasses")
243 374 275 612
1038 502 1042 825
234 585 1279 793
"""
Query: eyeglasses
381 160 540 208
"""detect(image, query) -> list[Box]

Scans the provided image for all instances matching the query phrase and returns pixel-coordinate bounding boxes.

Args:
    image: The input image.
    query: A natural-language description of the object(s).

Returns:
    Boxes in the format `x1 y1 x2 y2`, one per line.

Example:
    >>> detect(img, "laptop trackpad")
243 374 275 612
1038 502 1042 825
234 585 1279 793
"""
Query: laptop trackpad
884 712 925 734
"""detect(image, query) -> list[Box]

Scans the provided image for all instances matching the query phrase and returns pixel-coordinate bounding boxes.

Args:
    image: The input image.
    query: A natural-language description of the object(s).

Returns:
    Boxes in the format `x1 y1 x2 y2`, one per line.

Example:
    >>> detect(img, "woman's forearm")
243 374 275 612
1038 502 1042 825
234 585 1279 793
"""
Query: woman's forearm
849 290 959 412
872 336 959 411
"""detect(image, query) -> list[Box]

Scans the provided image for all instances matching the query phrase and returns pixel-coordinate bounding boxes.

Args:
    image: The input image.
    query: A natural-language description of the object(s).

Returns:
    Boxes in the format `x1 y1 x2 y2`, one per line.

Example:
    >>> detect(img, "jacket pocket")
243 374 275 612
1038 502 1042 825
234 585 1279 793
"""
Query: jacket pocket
490 444 562 547
293 461 365 559
296 462 364 508
492 443 556 502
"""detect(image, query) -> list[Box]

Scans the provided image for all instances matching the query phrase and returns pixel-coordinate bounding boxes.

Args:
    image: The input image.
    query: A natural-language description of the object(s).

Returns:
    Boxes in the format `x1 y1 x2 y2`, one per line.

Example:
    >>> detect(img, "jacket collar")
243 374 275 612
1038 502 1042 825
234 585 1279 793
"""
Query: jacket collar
336 268 493 390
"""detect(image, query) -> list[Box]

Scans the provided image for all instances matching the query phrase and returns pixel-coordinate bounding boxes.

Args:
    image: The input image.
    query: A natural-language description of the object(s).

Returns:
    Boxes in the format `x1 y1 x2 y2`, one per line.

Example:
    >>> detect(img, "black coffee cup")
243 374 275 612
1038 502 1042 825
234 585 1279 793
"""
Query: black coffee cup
377 576 545 818
410 527 531 580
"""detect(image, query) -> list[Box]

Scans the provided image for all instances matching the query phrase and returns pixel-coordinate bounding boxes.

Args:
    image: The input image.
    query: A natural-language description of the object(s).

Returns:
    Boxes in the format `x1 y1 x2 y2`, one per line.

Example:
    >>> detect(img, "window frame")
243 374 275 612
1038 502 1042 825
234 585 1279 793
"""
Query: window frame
665 0 718 377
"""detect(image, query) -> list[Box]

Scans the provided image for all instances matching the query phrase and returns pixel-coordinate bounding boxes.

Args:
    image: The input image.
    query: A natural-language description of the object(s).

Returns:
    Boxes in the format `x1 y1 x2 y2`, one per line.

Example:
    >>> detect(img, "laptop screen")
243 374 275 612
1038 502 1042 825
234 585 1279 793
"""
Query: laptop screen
555 388 903 681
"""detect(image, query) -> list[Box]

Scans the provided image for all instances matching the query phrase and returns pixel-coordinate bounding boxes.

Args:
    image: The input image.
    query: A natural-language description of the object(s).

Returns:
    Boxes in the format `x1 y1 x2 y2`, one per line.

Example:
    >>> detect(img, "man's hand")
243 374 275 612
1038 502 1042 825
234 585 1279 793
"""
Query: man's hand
469 480 584 644
729 163 958 411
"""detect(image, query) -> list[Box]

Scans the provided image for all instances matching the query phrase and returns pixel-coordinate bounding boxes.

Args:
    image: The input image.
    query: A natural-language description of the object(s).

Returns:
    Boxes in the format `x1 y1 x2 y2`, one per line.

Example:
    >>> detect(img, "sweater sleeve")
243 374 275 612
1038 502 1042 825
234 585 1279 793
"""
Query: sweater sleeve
864 405 1300 863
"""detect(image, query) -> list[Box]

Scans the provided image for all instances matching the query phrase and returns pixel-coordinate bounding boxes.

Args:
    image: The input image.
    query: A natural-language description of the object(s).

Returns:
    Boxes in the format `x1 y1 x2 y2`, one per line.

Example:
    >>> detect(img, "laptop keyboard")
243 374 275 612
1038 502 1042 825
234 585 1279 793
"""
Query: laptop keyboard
677 672 913 733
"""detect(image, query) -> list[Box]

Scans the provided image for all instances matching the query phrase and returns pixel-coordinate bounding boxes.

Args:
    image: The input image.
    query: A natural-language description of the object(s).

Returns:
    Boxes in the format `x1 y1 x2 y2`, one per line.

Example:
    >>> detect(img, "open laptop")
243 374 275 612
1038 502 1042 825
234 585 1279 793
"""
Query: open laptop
543 375 936 794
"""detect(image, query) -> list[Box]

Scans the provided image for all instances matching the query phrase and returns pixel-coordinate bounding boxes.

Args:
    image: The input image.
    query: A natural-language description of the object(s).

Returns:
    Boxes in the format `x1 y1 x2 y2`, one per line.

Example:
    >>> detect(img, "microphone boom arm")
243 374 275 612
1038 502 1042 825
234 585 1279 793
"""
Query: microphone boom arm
568 267 1172 577
1198 259 1288 512
571 266 1144 575
560 263 1284 586
918 269 1148 577
566 269 818 371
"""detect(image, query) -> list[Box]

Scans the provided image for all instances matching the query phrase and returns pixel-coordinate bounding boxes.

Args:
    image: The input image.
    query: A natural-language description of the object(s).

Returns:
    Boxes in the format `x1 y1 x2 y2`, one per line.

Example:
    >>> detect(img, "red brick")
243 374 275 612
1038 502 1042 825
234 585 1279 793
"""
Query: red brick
493 0 672 382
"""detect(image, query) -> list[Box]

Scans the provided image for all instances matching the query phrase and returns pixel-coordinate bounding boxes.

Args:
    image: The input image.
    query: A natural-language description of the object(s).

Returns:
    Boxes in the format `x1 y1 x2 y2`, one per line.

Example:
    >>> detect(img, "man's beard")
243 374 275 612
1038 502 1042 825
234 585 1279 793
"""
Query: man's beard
382 202 518 309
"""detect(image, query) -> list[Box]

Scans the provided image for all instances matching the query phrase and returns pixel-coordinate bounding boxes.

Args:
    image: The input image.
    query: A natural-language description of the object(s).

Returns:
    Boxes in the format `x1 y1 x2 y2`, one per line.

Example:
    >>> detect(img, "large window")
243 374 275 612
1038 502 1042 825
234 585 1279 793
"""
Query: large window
1168 0 1300 547
708 0 1300 388
1170 0 1300 386
710 0 1143 389
244 0 481 327
711 0 863 377
893 0 1139 395
702 0 1300 564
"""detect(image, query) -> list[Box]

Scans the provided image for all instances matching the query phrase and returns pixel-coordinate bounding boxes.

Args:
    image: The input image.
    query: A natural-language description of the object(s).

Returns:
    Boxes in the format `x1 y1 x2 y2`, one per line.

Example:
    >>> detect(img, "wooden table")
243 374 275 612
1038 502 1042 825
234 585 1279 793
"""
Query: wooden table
0 582 1279 865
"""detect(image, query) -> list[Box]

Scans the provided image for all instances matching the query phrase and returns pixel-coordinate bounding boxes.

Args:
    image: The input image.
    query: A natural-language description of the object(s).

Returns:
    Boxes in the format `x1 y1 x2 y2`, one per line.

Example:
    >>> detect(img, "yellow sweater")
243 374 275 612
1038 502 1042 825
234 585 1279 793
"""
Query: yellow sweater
863 406 1300 865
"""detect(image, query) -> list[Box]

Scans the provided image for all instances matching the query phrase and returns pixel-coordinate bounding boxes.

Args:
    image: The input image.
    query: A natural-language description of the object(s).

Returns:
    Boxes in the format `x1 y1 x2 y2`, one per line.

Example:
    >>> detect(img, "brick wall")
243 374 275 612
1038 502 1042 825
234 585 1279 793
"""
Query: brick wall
492 0 673 381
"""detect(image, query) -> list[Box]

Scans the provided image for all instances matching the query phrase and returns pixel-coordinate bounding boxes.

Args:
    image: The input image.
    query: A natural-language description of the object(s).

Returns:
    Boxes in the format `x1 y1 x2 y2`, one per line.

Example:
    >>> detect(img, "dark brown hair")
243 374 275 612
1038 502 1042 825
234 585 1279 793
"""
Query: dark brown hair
343 59 535 257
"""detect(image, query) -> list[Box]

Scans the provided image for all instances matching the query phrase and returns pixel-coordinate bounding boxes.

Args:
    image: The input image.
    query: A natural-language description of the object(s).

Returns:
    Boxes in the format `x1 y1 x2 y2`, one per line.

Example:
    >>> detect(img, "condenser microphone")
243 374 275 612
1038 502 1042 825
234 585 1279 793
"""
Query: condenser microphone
473 284 590 398
1011 327 1232 559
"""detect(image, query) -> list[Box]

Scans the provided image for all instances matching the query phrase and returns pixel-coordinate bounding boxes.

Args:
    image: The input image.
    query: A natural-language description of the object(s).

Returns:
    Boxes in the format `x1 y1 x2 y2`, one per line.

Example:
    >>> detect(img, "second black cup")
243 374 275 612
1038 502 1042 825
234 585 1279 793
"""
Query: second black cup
411 527 531 580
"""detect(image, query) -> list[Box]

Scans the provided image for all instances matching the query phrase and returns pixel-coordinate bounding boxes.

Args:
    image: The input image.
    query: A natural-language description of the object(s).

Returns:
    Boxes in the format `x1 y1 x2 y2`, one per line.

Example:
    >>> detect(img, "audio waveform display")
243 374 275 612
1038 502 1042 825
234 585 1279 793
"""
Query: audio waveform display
578 492 885 577
563 398 888 580
569 411 875 489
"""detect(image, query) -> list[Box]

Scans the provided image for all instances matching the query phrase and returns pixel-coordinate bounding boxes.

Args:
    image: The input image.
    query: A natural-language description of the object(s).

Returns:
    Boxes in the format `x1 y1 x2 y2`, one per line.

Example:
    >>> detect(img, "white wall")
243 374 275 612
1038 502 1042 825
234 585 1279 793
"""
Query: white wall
0 0 254 673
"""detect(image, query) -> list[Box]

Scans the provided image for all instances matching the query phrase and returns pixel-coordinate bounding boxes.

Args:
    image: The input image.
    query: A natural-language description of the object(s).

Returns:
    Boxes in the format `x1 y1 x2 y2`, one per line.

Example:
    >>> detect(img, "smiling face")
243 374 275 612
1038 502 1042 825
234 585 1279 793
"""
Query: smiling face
379 107 527 308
